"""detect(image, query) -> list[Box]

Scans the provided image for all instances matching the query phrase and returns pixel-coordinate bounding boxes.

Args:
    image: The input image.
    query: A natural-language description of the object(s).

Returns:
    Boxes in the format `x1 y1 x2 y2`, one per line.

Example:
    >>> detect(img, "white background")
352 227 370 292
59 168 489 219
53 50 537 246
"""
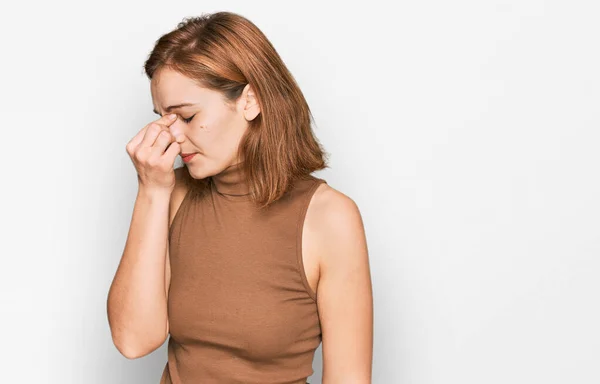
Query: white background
1 1 599 383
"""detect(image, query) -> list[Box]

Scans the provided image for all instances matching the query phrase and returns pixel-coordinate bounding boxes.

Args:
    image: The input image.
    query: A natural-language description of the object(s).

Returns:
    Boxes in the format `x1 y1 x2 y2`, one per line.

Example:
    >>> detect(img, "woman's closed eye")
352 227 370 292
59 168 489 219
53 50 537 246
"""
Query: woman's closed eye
182 114 196 124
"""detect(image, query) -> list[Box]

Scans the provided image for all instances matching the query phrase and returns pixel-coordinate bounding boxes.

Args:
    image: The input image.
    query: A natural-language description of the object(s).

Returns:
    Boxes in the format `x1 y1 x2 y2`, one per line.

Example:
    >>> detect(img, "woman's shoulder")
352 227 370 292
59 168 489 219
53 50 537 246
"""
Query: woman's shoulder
292 174 355 208
305 179 366 267
310 180 357 219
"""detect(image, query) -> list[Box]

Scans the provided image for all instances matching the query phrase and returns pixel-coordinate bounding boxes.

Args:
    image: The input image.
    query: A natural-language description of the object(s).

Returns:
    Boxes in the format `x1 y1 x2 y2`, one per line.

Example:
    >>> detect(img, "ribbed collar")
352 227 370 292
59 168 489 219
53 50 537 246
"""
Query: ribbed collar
210 161 250 198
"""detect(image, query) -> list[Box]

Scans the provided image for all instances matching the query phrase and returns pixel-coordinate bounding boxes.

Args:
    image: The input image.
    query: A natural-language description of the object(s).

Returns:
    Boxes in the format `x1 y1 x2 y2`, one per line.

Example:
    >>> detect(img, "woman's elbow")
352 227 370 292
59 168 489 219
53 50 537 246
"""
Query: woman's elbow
111 331 167 359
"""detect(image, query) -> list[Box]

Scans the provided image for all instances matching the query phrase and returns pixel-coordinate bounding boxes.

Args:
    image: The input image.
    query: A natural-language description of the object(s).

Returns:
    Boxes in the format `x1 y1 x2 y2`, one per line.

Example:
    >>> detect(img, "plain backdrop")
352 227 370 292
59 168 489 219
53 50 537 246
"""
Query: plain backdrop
1 1 598 383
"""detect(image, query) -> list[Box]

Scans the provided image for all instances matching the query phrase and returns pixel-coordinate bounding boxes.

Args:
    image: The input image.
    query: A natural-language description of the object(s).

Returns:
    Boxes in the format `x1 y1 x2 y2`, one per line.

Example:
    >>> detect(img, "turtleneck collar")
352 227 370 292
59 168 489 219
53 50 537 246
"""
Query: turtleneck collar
210 161 250 197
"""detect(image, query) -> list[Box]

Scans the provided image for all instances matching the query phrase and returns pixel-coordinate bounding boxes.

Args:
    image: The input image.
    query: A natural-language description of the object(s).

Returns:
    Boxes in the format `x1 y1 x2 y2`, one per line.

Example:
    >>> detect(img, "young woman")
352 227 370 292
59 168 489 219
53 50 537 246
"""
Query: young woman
107 11 373 384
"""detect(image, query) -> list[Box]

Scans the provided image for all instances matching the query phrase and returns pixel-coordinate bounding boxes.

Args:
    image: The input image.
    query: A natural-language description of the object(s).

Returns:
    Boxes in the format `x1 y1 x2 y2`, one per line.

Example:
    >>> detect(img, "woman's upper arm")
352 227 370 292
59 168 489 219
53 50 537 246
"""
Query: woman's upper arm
313 187 374 383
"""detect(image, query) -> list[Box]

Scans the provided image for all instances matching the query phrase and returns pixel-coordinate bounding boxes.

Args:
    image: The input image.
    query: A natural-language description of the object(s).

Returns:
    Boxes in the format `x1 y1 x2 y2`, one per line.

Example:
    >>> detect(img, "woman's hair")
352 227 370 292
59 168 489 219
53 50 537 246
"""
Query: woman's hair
143 11 329 208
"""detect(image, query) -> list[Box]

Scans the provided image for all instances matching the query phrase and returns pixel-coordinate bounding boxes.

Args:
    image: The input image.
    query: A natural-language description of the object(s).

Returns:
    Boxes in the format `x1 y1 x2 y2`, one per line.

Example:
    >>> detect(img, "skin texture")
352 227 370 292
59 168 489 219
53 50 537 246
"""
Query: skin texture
152 68 374 383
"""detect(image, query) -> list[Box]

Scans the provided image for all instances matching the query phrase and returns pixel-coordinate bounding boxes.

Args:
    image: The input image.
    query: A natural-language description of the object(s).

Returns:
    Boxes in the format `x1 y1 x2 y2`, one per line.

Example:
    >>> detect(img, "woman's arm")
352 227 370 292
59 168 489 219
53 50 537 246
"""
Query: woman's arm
107 167 187 359
312 186 374 383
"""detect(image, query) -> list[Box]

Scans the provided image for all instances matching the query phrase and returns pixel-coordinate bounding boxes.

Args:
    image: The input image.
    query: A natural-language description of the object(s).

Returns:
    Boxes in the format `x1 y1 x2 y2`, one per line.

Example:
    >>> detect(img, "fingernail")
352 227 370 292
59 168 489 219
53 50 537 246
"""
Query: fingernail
168 114 177 120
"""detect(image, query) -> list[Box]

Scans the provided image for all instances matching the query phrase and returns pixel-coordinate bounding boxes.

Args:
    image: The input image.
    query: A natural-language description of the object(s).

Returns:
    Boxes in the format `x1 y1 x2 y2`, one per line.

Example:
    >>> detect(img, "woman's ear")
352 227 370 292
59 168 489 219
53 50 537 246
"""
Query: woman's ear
242 83 261 121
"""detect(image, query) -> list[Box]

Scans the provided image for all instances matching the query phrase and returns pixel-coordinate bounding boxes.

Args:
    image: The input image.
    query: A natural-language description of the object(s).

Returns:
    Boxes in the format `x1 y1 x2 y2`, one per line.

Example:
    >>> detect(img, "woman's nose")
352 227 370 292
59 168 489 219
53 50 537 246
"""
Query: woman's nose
169 119 186 143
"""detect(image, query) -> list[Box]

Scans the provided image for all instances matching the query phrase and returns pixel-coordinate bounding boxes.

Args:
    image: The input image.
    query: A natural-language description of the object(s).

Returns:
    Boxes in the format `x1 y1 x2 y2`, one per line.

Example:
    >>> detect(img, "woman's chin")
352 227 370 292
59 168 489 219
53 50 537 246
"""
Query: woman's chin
186 163 211 180
185 164 201 178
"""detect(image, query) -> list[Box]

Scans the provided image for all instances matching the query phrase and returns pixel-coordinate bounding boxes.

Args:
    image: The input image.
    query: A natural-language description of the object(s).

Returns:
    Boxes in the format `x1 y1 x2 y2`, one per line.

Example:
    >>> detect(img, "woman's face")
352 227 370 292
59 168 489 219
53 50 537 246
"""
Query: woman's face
150 67 260 179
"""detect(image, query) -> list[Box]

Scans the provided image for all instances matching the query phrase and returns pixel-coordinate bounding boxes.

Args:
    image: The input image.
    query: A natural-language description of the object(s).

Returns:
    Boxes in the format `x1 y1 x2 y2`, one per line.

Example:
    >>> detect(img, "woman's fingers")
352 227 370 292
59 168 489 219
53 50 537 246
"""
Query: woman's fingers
163 138 181 160
140 123 163 149
124 113 181 191
152 129 175 155
129 113 178 150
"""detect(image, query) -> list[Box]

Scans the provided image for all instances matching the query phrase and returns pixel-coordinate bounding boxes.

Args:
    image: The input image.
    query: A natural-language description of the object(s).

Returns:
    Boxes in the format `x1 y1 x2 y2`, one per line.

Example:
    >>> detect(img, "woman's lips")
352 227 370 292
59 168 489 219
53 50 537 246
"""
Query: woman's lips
181 153 197 163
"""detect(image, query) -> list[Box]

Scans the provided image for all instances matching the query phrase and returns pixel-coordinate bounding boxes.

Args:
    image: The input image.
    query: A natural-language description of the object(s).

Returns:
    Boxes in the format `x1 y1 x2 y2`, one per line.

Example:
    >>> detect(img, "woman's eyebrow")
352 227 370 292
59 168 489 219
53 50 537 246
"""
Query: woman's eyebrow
153 103 198 115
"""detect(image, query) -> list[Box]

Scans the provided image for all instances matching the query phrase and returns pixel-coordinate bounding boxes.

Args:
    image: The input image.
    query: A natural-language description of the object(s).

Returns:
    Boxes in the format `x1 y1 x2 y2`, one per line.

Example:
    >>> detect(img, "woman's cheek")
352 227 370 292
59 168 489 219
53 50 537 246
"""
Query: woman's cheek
198 123 212 133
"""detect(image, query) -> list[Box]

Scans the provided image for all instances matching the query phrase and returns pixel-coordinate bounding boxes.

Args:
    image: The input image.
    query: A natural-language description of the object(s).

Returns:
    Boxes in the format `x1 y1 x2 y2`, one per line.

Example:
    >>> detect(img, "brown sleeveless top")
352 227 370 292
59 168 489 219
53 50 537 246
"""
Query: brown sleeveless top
160 162 326 384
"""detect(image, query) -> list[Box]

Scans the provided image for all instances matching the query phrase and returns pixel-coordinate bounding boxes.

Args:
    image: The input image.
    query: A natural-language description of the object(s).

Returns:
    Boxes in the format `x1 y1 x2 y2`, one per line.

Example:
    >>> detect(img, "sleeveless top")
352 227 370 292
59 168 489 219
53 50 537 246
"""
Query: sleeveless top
160 162 327 384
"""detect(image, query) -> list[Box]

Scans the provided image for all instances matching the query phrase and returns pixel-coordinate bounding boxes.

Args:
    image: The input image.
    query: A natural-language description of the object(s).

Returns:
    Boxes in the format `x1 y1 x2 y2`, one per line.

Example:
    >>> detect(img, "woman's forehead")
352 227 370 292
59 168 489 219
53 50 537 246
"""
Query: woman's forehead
151 75 215 113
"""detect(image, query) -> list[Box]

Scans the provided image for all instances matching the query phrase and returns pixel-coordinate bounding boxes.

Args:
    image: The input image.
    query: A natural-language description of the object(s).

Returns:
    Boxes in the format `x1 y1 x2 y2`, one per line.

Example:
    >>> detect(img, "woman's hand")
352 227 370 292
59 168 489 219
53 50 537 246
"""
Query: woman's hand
126 114 181 193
